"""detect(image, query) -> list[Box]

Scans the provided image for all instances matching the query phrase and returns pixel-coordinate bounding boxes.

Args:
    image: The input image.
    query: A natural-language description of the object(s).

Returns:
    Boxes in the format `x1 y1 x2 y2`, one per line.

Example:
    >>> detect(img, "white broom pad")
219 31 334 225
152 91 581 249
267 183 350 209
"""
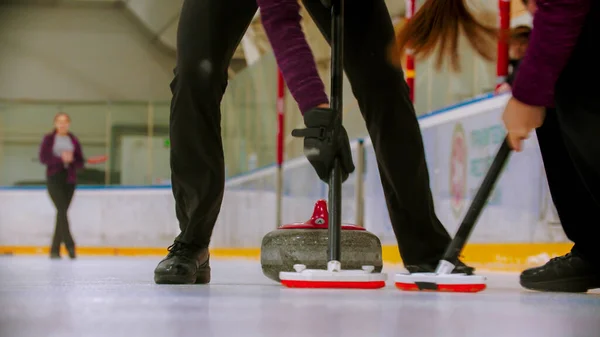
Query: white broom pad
280 269 388 282
394 273 486 285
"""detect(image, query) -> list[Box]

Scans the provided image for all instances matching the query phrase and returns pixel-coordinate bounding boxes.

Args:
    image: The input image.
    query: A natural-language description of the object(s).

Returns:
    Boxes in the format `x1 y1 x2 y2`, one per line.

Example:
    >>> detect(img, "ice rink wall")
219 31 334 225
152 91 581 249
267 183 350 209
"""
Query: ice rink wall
0 93 572 270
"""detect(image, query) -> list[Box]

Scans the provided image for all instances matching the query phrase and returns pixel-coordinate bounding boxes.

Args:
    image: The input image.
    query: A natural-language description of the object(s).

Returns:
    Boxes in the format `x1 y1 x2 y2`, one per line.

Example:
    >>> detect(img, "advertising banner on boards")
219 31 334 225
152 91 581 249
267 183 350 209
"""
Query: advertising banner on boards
364 95 566 245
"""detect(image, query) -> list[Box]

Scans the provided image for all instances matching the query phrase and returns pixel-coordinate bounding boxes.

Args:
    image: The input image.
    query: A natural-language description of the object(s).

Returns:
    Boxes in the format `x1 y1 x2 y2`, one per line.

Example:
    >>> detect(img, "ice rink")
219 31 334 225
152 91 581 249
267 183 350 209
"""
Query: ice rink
1 256 599 337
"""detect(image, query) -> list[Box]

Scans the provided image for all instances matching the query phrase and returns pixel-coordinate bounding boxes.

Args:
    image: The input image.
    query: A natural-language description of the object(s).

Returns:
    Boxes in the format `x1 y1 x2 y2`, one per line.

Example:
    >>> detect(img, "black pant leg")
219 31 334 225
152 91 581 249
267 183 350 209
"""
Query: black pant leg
302 0 451 265
536 108 599 248
47 183 62 253
60 183 76 248
548 1 600 266
169 0 258 248
552 99 600 266
47 171 71 253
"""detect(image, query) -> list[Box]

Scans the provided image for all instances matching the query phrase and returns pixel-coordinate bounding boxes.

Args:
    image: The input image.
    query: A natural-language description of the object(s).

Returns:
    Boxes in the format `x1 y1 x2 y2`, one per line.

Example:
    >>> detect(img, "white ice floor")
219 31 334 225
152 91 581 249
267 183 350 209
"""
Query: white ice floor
1 256 599 337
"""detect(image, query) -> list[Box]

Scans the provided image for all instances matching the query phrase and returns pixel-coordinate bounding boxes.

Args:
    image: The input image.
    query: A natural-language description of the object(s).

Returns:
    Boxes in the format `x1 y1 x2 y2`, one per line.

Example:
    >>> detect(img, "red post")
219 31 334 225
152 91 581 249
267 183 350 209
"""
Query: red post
496 0 511 89
276 68 285 167
405 0 416 102
275 67 285 227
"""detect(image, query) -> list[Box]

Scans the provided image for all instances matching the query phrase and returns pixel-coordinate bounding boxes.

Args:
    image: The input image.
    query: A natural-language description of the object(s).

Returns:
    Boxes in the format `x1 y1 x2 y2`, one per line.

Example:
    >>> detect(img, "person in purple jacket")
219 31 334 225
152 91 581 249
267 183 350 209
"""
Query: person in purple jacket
399 0 599 292
501 0 600 293
154 0 482 285
39 113 85 259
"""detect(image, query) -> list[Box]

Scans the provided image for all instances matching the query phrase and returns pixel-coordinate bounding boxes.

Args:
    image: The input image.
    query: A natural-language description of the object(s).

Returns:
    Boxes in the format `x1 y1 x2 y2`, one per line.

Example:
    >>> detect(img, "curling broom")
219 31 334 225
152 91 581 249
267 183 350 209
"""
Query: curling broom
394 137 512 293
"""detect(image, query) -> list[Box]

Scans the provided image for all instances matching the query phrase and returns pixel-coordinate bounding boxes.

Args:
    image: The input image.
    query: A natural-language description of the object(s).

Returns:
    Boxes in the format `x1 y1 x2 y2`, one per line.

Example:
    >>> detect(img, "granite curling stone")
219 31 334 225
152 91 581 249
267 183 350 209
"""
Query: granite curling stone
260 199 383 282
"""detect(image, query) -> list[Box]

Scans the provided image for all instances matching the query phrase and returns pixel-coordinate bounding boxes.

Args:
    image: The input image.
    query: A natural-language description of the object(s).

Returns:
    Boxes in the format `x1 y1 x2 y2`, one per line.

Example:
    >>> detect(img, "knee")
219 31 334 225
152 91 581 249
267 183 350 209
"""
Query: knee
173 58 227 92
178 59 214 81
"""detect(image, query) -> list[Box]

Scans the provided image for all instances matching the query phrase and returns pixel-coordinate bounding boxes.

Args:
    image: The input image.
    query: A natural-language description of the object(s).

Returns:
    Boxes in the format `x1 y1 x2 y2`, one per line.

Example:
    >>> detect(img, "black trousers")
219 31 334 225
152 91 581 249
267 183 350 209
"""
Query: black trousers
170 0 451 264
535 4 600 266
47 170 76 253
538 106 600 267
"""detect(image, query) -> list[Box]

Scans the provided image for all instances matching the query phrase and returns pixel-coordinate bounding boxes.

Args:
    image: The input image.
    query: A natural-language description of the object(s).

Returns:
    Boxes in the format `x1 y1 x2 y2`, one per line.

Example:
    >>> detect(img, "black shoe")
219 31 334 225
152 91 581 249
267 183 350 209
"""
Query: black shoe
405 259 475 275
154 242 211 285
50 252 61 259
520 252 600 293
67 246 76 259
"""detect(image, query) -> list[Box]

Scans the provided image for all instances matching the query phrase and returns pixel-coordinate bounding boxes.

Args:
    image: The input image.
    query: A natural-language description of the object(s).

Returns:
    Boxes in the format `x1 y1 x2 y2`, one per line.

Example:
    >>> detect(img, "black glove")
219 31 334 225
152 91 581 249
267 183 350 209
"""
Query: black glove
320 0 332 8
291 107 355 184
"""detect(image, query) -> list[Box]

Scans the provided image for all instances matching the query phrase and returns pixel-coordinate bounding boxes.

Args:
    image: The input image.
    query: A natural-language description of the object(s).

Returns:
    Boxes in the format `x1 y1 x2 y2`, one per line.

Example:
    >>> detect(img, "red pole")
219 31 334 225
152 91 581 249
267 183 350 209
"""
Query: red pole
275 67 285 227
405 0 416 102
276 68 285 167
496 0 511 89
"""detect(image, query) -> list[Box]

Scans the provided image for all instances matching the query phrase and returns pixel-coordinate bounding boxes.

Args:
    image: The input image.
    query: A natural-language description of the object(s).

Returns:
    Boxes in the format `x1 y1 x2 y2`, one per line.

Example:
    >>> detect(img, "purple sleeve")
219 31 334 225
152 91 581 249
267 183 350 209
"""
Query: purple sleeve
258 0 329 114
512 0 591 107
72 136 85 169
39 135 62 166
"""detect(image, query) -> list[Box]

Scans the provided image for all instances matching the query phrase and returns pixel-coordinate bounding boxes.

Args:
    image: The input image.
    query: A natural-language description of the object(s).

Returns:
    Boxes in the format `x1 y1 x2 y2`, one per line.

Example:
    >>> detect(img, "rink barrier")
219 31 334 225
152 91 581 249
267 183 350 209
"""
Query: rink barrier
0 93 572 272
0 243 572 272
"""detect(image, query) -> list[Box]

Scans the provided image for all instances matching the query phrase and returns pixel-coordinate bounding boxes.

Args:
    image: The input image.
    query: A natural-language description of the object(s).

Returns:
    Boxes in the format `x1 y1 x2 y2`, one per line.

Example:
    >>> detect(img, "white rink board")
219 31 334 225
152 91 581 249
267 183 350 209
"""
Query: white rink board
0 94 567 248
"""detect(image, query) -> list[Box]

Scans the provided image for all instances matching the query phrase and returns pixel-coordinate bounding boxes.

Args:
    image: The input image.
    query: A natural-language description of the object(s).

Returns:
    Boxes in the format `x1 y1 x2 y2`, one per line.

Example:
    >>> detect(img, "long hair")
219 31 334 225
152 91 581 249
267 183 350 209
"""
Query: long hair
392 0 498 71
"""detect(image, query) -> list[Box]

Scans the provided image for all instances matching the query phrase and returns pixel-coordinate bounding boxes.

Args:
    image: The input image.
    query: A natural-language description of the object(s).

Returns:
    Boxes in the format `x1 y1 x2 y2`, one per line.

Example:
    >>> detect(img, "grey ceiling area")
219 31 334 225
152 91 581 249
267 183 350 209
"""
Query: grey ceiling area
15 0 406 76
118 0 406 55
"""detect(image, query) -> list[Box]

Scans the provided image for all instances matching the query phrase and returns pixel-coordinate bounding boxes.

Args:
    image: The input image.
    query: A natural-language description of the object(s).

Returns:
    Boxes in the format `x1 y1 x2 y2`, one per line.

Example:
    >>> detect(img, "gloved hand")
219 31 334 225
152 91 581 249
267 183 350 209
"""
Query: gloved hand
291 107 355 184
320 0 332 8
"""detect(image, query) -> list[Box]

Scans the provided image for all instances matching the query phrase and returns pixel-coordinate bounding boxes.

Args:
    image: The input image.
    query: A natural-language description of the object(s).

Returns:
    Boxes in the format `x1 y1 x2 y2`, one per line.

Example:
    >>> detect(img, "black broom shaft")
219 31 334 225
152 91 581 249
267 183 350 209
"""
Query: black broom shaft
441 137 512 263
328 0 344 262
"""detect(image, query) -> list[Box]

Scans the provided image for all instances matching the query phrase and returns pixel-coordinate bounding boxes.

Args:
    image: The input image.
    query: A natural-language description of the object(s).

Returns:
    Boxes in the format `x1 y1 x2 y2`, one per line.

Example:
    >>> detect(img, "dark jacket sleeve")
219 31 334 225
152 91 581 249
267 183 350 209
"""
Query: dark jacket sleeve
512 0 591 107
71 135 85 169
39 134 63 167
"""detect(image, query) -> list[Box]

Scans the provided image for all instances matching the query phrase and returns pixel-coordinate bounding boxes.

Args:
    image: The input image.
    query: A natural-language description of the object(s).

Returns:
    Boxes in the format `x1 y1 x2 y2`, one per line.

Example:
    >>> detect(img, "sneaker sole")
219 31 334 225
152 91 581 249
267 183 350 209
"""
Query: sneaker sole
405 267 474 275
520 276 600 293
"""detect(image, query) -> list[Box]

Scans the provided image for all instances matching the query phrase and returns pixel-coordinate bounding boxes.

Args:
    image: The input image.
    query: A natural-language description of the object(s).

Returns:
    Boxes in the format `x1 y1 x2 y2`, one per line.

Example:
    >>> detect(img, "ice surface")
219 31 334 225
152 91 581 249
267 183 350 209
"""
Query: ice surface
0 256 598 337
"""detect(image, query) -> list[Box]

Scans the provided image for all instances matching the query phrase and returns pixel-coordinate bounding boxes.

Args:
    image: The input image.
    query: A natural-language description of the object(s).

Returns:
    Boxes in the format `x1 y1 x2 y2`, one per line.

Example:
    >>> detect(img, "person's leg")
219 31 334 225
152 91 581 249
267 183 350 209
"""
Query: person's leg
534 108 600 253
47 177 64 259
518 2 600 292
61 183 76 259
153 0 258 284
520 106 600 292
301 0 468 272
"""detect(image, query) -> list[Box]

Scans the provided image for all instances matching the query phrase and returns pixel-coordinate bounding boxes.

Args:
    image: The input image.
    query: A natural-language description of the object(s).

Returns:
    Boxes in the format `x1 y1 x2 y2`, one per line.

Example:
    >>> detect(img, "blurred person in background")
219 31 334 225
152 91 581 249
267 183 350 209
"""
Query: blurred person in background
154 0 498 285
495 0 537 93
496 25 532 93
38 113 85 259
522 0 537 14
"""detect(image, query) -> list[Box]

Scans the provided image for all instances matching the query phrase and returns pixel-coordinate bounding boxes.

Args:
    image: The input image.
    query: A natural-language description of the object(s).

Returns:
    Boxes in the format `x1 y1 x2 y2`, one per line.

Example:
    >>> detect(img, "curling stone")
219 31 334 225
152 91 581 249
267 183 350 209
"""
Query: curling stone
260 199 383 282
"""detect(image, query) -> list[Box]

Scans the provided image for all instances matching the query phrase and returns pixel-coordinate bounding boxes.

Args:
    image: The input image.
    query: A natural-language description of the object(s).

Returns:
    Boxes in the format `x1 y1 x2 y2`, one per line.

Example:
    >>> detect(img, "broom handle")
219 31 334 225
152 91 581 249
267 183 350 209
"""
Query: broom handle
328 0 344 263
440 137 512 265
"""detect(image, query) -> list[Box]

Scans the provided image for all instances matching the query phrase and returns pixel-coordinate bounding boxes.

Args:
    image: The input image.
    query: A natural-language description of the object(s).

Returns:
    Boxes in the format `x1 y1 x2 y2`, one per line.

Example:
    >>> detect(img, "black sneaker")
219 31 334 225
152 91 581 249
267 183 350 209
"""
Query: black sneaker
66 245 76 259
154 242 211 285
520 252 600 293
405 259 475 275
